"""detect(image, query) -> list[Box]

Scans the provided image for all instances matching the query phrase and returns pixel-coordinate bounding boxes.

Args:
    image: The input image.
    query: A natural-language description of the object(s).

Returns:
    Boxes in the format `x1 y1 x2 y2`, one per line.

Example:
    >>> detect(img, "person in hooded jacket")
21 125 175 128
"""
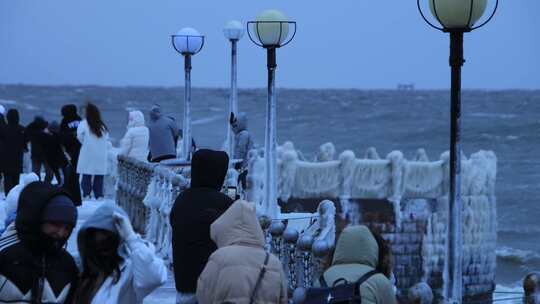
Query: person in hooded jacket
119 110 149 161
0 181 79 303
1 173 39 234
197 200 288 304
229 112 254 190
25 116 54 182
170 149 234 304
317 225 397 304
71 201 167 304
147 104 179 162
229 112 254 170
60 104 82 169
0 109 27 195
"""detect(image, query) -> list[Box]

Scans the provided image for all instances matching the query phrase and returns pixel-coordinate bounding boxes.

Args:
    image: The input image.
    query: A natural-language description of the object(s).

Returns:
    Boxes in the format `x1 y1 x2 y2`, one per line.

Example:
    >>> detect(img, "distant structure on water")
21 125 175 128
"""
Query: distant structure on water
397 83 415 91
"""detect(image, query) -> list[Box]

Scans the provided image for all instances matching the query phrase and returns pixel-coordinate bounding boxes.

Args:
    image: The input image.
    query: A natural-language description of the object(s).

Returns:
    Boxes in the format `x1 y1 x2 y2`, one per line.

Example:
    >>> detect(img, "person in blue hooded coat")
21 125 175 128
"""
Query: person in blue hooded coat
71 202 167 304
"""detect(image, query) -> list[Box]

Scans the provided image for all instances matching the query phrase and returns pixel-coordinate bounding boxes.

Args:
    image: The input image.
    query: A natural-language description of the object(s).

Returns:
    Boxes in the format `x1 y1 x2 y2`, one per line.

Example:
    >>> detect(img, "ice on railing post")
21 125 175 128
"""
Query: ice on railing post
283 226 299 291
269 220 286 260
524 272 540 304
364 147 380 160
258 215 272 251
408 282 434 304
311 239 331 284
414 148 430 162
297 234 314 287
315 142 336 162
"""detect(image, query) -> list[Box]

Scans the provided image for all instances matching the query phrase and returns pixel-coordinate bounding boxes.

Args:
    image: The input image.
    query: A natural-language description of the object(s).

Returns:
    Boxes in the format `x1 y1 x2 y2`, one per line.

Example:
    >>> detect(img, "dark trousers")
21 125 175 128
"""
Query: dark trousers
81 175 104 198
3 173 19 196
51 167 68 186
31 159 54 183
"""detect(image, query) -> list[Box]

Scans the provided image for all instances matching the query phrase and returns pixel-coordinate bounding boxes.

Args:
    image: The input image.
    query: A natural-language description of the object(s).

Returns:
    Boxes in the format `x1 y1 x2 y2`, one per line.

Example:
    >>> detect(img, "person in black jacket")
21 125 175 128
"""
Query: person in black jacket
60 104 82 168
0 181 79 303
0 109 27 195
39 121 69 186
25 116 54 183
59 105 83 206
170 149 233 303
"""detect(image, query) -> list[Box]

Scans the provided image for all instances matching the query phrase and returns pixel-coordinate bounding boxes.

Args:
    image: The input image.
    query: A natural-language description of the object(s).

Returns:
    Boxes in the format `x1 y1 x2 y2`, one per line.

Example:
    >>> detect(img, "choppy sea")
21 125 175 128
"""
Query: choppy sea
1 84 539 290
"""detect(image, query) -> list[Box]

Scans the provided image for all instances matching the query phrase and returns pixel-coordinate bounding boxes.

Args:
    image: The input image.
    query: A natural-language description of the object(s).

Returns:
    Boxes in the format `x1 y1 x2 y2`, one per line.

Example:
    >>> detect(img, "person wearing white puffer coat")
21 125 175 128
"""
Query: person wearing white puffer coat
119 111 149 161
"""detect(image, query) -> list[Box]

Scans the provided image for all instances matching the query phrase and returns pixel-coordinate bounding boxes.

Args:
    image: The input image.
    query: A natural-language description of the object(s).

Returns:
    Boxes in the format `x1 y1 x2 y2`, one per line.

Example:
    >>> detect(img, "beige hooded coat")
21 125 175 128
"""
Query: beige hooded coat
196 201 288 304
320 225 397 304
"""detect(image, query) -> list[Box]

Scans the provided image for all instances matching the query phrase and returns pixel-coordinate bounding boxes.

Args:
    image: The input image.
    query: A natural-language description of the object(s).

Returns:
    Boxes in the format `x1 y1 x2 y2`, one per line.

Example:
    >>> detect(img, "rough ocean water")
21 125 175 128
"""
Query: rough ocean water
1 84 539 289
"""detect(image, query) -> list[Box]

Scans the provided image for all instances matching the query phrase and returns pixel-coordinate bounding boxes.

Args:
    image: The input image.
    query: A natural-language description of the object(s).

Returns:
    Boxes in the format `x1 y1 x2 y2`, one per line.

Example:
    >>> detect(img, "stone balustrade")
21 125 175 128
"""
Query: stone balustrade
116 155 337 282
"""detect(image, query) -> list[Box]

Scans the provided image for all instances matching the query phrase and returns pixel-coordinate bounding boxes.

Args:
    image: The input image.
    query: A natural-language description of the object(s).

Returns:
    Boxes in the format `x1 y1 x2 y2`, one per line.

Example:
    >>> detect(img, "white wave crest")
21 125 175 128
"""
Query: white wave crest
0 99 18 105
496 246 540 265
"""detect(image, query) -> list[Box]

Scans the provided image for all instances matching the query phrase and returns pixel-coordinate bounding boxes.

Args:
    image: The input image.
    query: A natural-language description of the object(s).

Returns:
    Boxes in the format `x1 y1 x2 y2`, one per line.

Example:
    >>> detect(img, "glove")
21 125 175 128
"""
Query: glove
113 212 137 243
229 112 236 125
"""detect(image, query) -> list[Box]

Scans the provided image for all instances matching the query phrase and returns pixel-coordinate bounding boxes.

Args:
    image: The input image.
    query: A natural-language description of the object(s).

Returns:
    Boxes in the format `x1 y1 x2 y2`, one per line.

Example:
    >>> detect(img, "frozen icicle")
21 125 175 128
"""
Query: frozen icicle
414 148 429 162
339 150 356 197
364 147 380 160
278 149 298 202
315 142 336 162
314 200 336 247
387 151 405 228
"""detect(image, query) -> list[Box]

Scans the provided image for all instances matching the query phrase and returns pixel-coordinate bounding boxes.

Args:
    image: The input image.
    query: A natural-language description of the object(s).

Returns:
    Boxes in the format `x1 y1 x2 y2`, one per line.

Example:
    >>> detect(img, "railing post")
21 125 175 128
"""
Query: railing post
297 234 314 287
283 227 299 292
269 220 286 260
408 282 434 304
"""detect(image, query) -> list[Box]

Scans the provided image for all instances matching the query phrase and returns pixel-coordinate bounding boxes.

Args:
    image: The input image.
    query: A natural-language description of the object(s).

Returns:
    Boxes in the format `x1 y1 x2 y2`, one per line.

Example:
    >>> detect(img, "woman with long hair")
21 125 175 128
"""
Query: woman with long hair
72 202 167 303
77 102 109 200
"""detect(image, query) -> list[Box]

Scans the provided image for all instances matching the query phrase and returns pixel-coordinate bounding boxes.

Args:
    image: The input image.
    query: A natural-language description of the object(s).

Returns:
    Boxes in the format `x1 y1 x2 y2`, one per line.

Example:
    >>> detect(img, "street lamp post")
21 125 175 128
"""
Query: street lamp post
223 20 245 161
247 10 296 219
417 0 498 302
171 27 205 161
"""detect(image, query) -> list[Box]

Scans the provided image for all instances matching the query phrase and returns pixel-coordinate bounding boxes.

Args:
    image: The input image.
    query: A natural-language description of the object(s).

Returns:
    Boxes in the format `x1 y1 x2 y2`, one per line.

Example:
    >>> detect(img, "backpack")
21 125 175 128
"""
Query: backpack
302 270 379 304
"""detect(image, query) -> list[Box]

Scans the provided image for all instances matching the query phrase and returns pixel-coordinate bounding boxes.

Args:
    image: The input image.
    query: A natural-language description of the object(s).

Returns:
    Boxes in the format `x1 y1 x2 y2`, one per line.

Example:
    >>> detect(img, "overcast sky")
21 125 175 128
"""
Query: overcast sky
1 1 538 89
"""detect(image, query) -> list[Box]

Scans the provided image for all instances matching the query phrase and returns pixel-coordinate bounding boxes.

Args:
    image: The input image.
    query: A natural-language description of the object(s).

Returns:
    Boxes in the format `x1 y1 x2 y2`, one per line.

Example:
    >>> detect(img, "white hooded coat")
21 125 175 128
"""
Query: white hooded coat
76 202 168 304
77 120 110 175
119 111 149 161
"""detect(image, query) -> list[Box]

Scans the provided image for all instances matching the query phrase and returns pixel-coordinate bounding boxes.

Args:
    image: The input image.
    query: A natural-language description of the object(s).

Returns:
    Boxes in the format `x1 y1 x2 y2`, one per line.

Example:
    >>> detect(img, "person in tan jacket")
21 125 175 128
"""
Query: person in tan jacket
320 225 397 304
196 200 288 304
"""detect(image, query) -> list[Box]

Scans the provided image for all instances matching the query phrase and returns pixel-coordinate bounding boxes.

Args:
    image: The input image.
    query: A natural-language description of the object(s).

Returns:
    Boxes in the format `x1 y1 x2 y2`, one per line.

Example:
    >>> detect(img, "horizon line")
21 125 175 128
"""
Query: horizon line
1 82 539 92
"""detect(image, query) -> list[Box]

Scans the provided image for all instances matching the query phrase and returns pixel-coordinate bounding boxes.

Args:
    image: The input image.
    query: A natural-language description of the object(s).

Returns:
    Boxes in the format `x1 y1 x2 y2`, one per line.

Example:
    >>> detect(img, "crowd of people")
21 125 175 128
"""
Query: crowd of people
0 101 397 303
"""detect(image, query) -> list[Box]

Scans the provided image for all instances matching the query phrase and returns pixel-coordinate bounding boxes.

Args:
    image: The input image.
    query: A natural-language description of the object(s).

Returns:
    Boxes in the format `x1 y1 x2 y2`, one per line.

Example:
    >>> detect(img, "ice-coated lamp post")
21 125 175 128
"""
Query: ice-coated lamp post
247 10 296 219
223 20 245 160
171 27 205 161
417 0 498 303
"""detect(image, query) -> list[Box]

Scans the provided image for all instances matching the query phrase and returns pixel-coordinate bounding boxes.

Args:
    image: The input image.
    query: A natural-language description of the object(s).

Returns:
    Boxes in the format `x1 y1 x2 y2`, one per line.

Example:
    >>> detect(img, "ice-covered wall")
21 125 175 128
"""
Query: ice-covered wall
246 143 498 303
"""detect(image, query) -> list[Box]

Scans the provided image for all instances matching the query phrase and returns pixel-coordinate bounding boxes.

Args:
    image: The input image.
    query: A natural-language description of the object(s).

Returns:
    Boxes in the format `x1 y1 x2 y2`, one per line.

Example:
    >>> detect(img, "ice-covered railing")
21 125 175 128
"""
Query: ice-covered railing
116 155 156 232
262 200 337 292
247 142 497 225
246 142 498 302
142 166 189 263
116 155 335 281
